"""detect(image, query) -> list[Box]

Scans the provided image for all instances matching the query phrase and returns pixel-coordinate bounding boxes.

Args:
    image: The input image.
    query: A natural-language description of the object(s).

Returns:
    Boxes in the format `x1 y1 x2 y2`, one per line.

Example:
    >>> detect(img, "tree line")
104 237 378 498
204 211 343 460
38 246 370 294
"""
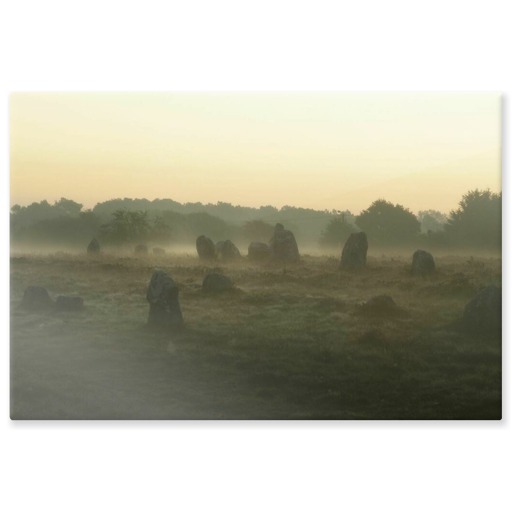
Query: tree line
10 190 501 252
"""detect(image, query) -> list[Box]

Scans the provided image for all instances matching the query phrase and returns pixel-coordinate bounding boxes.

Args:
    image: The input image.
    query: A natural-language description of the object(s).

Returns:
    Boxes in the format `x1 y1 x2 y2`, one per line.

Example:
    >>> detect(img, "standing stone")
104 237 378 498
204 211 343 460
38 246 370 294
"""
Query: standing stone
216 240 241 261
196 235 216 261
202 273 233 293
152 247 166 255
269 223 300 263
20 286 54 311
340 232 368 269
146 271 183 329
87 238 100 255
135 244 148 255
248 242 272 261
411 249 436 276
462 285 501 336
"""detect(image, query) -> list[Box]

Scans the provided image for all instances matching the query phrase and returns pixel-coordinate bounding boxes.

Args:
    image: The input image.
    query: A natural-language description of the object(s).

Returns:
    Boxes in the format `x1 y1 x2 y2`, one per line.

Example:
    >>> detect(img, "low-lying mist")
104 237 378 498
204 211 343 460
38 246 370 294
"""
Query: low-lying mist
9 240 502 261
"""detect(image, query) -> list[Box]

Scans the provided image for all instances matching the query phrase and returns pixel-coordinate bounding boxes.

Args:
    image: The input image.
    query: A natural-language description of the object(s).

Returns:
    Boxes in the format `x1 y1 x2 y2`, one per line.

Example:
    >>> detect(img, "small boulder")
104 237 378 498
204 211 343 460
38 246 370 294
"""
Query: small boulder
412 249 435 276
216 240 241 261
55 296 84 312
146 271 183 330
196 235 216 261
269 224 300 263
248 242 272 262
20 286 54 311
152 247 166 256
358 295 401 317
87 238 100 255
134 244 148 255
340 232 368 269
202 273 233 293
462 285 501 336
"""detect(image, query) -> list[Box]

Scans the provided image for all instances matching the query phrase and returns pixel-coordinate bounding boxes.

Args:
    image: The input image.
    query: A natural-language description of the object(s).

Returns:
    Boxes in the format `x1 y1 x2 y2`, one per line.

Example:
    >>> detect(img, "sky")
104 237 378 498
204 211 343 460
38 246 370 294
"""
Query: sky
9 92 501 214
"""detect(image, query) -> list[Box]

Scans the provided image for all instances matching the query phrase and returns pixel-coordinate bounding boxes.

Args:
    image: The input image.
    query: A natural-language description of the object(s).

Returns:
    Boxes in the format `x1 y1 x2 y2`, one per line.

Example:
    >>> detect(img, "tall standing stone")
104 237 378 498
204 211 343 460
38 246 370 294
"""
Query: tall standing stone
216 240 241 261
411 249 436 276
87 238 100 255
146 271 183 330
269 223 300 263
340 232 368 269
196 235 216 261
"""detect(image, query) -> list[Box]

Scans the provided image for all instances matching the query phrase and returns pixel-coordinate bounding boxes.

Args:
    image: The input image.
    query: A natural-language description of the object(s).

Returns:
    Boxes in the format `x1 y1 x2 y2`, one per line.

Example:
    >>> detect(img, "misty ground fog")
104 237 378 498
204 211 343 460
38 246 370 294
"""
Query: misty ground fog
10 246 501 420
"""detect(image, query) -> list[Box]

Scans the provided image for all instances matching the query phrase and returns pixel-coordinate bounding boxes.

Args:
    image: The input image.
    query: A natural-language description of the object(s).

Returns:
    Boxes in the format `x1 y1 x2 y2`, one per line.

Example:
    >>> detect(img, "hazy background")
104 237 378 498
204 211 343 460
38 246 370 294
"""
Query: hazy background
10 92 501 214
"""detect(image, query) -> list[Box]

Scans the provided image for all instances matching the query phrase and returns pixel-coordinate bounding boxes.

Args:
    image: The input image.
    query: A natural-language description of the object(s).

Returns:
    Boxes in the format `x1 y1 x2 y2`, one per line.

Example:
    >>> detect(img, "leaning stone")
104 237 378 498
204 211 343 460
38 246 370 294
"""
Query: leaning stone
248 242 272 261
146 271 183 330
269 223 300 263
202 273 233 293
340 232 368 269
87 238 100 255
20 286 54 311
462 285 501 336
216 240 241 261
196 235 216 260
411 249 436 276
55 296 84 312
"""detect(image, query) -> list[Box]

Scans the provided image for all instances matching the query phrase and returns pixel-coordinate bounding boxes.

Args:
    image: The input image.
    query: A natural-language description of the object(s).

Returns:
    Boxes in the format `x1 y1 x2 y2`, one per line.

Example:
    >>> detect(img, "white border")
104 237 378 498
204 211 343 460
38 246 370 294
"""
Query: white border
1 1 510 511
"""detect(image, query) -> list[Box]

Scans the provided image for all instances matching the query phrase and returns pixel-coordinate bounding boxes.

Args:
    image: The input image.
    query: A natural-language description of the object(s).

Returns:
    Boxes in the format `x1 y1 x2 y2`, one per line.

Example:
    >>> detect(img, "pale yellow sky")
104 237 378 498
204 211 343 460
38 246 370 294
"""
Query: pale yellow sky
10 92 501 214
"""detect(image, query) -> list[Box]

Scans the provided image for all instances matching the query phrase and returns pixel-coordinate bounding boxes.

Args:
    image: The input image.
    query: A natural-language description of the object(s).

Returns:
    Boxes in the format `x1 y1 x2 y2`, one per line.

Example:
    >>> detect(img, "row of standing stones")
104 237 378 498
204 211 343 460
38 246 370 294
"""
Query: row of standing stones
87 225 433 275
37 224 498 336
340 232 435 276
196 223 300 264
87 223 299 263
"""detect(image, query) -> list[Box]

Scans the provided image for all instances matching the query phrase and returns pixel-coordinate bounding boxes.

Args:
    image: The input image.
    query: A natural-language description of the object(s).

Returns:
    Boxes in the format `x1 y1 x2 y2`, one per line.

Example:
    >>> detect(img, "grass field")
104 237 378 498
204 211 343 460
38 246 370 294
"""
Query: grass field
10 249 502 420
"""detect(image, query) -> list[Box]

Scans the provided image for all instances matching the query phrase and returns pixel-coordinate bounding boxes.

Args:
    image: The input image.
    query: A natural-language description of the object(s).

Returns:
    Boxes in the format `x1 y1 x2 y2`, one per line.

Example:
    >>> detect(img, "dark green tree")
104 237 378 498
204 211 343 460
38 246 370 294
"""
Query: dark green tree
444 189 501 249
151 215 173 244
417 210 448 233
356 199 420 246
54 198 83 216
319 213 356 248
10 200 57 228
240 220 275 242
185 212 231 241
100 210 150 245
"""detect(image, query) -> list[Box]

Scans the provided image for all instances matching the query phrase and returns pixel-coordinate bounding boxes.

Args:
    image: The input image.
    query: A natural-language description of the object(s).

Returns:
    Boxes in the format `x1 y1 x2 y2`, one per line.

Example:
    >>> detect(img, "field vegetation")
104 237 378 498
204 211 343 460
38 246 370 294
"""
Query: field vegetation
10 247 501 420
